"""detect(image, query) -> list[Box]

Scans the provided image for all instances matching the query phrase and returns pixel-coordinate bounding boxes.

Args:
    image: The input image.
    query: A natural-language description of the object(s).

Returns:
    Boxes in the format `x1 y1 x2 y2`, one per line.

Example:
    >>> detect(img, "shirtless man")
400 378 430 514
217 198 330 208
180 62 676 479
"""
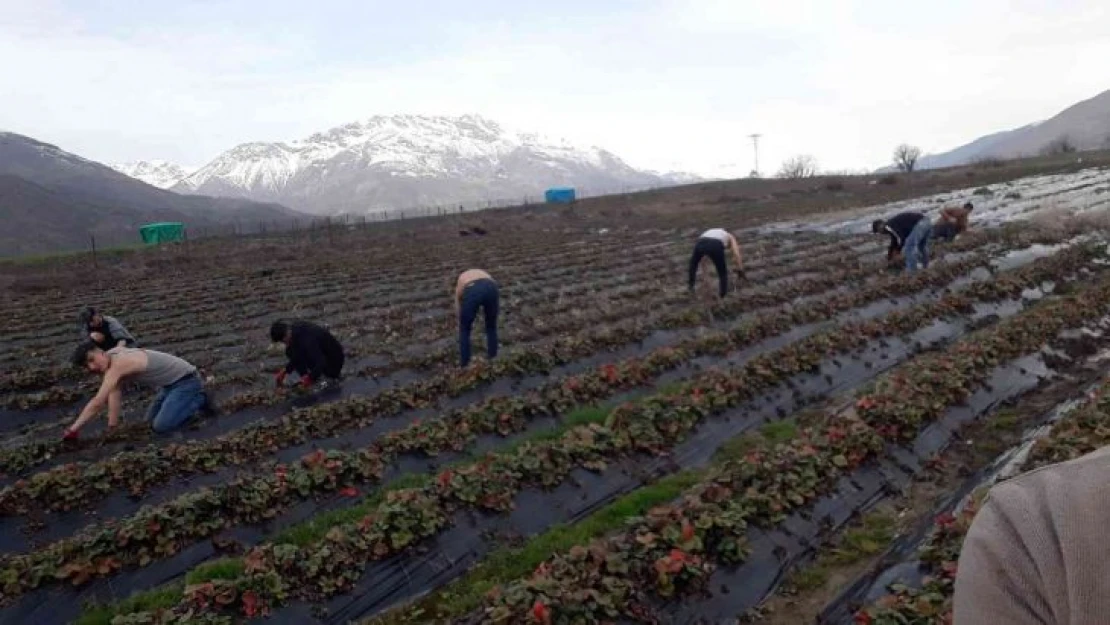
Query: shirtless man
934 202 974 242
453 269 500 367
64 341 211 439
688 228 745 297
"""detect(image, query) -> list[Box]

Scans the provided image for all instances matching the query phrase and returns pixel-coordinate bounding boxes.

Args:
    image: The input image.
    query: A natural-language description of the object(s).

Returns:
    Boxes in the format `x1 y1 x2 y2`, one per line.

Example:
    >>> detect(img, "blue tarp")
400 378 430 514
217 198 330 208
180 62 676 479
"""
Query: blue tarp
544 187 576 203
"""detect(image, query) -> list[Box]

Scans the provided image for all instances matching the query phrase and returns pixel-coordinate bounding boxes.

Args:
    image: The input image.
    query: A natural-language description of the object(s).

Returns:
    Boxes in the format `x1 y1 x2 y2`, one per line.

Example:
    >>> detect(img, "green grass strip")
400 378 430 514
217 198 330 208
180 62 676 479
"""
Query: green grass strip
368 419 799 624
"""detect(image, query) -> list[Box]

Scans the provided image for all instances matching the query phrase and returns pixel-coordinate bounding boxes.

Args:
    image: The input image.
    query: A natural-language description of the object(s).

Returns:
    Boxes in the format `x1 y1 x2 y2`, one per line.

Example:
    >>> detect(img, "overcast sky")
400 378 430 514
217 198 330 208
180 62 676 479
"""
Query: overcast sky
3 0 1109 177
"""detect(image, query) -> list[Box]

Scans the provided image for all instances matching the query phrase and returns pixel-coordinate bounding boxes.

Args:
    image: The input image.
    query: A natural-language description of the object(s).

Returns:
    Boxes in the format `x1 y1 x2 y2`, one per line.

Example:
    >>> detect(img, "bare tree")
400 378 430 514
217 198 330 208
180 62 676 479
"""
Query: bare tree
893 143 922 172
1041 135 1077 155
776 155 818 179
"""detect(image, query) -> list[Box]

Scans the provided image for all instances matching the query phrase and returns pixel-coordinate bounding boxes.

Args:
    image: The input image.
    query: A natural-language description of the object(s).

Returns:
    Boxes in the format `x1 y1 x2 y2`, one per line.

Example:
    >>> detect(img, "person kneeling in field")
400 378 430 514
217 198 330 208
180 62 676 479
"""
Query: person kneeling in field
872 211 933 272
77 306 137 350
64 342 212 439
688 228 745 297
454 269 500 367
933 201 974 242
269 319 345 390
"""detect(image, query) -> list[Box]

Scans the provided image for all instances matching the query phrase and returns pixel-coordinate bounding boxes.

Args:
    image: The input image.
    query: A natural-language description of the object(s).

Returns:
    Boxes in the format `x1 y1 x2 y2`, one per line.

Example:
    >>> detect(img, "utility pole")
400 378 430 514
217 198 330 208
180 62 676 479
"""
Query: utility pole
748 133 762 178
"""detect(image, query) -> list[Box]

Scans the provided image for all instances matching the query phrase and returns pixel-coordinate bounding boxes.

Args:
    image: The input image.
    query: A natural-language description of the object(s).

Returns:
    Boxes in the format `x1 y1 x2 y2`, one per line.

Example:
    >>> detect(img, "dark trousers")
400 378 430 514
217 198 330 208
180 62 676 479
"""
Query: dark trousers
287 345 345 379
459 279 499 367
688 238 728 297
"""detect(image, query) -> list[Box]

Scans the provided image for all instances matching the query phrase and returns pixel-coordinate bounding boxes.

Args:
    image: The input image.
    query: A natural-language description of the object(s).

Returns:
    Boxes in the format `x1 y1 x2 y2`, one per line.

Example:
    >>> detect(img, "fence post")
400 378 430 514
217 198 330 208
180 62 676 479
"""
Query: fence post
89 233 98 269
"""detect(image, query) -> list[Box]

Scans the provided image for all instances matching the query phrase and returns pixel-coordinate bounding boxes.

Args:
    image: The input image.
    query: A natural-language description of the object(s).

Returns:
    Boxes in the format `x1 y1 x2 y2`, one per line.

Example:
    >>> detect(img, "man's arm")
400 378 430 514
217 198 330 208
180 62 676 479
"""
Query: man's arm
68 372 120 432
67 353 141 433
728 235 744 271
106 317 136 345
106 388 123 428
887 234 899 260
454 280 463 318
953 493 1054 624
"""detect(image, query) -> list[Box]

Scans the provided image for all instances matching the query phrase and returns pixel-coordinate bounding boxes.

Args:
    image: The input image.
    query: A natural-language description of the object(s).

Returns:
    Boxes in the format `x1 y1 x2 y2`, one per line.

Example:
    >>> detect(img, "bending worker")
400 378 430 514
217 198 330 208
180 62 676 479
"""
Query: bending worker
78 306 137 350
454 269 500 367
688 228 745 297
933 201 974 242
872 211 932 272
65 342 211 438
269 319 345 390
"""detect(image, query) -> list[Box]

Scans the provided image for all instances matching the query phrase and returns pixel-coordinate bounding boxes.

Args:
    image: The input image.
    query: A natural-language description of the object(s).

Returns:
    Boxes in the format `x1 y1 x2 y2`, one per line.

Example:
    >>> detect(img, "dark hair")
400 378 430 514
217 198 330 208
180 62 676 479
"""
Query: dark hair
77 306 96 328
871 219 885 234
963 202 974 211
72 340 100 368
269 320 289 343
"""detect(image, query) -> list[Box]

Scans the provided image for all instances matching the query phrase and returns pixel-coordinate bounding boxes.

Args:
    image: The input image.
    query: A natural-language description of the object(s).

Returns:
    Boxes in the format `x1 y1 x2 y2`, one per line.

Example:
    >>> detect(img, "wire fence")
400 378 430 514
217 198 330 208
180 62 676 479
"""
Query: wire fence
182 182 681 241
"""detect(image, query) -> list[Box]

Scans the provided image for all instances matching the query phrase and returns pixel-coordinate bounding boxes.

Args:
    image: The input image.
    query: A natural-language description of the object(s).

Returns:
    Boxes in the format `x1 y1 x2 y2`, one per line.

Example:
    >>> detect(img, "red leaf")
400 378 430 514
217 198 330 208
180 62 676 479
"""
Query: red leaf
339 487 359 497
532 600 551 624
437 469 454 488
242 590 261 618
853 611 873 625
935 512 956 528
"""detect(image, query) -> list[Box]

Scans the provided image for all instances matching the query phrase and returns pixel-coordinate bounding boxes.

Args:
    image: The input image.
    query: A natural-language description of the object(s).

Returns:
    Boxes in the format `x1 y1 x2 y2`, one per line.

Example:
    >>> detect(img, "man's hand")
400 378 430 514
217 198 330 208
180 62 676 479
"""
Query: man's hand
734 268 746 282
62 427 79 441
300 375 314 390
274 369 287 388
89 331 106 344
107 414 120 429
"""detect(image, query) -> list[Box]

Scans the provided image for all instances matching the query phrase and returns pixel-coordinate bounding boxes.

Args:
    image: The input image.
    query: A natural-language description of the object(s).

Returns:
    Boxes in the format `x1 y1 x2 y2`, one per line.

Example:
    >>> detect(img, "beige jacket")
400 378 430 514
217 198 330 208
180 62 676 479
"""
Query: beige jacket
954 444 1110 624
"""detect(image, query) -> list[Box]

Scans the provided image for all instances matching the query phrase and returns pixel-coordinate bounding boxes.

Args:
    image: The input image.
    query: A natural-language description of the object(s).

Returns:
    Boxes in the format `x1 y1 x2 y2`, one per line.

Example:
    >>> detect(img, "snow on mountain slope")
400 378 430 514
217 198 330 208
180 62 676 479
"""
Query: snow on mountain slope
174 114 696 215
111 160 194 189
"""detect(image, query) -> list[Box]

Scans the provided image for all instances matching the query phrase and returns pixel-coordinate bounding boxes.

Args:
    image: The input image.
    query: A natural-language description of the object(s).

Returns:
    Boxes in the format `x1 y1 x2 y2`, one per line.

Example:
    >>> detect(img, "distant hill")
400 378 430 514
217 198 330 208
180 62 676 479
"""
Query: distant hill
0 132 301 256
914 89 1110 169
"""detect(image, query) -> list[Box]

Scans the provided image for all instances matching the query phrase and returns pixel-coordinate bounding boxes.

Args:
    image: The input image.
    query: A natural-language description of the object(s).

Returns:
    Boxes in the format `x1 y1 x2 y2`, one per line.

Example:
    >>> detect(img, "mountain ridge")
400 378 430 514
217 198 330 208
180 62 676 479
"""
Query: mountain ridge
0 132 302 257
912 89 1110 169
165 114 697 215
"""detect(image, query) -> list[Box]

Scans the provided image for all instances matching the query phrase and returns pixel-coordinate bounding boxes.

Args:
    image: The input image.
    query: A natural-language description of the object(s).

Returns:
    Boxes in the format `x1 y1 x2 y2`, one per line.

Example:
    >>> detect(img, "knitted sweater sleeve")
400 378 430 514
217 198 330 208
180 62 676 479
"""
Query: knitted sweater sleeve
953 485 1054 625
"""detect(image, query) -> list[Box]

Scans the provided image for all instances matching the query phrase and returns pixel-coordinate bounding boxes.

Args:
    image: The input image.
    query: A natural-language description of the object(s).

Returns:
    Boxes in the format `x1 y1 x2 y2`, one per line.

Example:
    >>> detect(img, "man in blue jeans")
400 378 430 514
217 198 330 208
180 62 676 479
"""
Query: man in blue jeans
453 269 500 367
872 211 933 272
64 341 212 439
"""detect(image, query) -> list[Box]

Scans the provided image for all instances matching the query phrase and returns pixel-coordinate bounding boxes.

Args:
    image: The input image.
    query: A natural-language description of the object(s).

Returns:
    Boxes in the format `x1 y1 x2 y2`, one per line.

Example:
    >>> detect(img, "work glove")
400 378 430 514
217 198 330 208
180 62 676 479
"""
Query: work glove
62 428 79 441
274 369 287 388
300 375 314 390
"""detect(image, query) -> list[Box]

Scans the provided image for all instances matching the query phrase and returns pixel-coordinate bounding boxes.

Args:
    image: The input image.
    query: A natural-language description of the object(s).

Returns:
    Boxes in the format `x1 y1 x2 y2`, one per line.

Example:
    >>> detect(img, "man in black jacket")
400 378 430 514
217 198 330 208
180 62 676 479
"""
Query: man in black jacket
269 320 345 390
872 211 933 272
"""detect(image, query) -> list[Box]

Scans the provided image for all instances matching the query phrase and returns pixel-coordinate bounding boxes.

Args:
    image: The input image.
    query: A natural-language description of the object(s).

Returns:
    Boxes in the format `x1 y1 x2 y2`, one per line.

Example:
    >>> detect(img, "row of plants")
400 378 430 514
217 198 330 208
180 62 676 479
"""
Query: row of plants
447 257 1110 624
0 232 845 394
0 222 1085 487
0 229 709 353
0 230 1055 509
35 241 1109 619
853 381 1110 624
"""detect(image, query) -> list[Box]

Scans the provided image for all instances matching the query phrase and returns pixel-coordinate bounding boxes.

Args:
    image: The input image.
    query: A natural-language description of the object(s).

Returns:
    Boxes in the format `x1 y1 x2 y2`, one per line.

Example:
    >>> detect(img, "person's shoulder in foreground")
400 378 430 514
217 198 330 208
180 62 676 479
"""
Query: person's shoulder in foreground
954 444 1110 625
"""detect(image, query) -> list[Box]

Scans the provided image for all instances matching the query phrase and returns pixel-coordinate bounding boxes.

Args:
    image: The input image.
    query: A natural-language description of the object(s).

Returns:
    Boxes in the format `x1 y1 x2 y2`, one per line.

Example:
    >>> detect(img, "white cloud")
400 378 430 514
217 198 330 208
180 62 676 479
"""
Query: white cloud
1 0 1108 177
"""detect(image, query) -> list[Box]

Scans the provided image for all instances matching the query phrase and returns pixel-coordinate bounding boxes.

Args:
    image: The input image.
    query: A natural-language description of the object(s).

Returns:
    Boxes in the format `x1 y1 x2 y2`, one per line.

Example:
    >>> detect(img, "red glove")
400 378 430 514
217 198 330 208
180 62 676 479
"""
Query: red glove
300 375 314 390
63 428 79 441
275 369 287 388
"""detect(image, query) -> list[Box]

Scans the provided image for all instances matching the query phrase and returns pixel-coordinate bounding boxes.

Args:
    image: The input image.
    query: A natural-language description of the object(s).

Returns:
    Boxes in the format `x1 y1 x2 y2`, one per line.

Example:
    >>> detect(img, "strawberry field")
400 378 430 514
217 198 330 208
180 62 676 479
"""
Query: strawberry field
4 168 1110 624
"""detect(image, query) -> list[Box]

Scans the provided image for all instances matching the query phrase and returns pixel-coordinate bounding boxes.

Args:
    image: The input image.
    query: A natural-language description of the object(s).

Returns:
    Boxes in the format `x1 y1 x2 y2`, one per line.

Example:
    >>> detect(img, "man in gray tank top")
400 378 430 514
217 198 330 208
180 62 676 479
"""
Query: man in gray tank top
63 341 212 439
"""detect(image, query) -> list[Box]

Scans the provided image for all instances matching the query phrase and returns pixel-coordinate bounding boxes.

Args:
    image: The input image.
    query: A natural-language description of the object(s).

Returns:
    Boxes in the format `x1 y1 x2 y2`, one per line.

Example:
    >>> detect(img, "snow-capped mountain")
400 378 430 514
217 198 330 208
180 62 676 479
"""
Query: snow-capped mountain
111 160 194 189
173 114 698 215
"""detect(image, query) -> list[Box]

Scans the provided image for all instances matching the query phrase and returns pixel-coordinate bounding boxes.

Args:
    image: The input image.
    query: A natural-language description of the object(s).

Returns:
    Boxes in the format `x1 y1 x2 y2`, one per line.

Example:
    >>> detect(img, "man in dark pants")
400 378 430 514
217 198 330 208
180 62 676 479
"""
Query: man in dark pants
688 228 745 297
872 211 933 272
269 320 345 390
454 269 500 367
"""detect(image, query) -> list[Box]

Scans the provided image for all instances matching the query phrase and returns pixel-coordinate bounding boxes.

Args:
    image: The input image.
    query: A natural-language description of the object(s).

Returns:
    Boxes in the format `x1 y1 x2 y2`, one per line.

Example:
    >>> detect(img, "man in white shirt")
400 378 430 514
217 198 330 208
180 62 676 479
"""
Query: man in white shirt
688 228 745 297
